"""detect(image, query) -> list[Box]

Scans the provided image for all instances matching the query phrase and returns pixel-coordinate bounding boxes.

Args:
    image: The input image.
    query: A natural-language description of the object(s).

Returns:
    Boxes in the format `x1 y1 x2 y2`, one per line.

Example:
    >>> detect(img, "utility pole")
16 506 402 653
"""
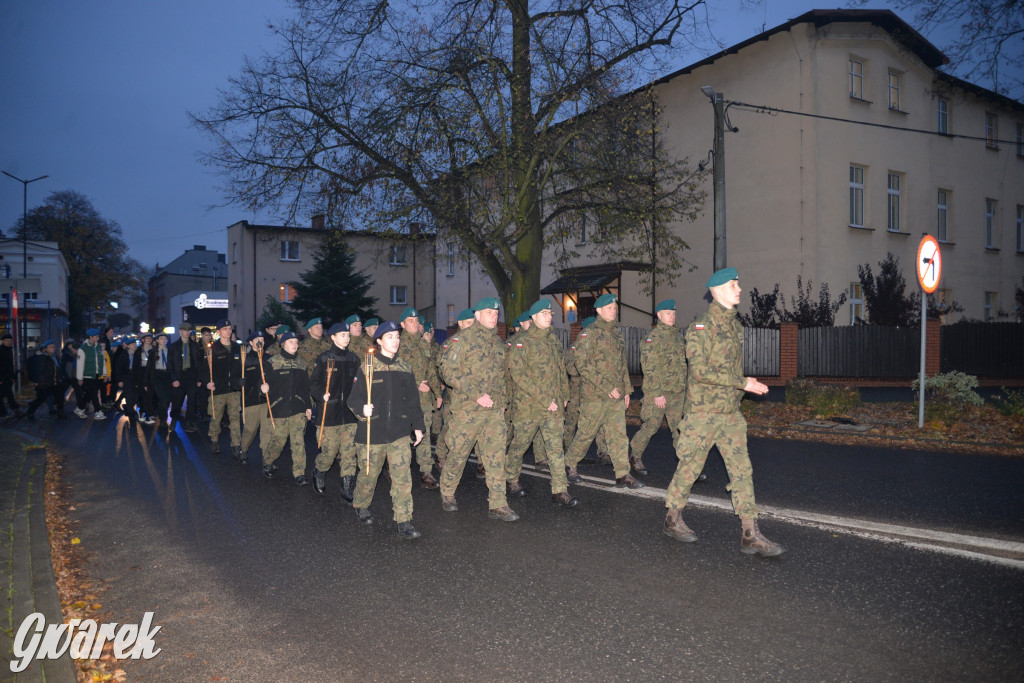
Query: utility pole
700 87 735 272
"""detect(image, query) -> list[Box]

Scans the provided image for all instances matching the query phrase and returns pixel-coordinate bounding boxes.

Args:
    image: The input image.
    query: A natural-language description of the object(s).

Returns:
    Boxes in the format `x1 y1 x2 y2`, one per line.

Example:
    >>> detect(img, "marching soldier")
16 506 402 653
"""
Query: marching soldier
664 268 785 557
438 298 519 522
363 318 380 342
260 331 313 485
238 331 271 464
434 308 475 469
398 307 442 489
564 294 642 488
629 300 687 476
261 321 281 357
347 321 425 539
347 315 372 359
203 319 243 456
505 300 578 508
197 327 214 421
310 322 361 503
298 317 330 373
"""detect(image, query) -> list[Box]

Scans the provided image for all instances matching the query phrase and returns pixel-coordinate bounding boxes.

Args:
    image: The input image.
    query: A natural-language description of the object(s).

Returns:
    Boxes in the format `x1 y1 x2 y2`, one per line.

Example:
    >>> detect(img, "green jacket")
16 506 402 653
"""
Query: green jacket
684 301 747 414
506 325 569 415
399 330 441 401
641 321 687 398
571 316 631 402
439 322 506 412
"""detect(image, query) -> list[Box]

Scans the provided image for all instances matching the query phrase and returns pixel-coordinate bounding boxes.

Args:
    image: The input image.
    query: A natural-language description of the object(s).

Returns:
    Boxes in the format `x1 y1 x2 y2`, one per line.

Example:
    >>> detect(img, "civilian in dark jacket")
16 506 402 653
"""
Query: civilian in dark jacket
260 332 313 484
310 321 361 500
148 332 173 428
26 340 63 419
0 333 23 418
346 321 425 539
133 333 154 423
168 322 202 432
113 338 139 420
60 341 77 412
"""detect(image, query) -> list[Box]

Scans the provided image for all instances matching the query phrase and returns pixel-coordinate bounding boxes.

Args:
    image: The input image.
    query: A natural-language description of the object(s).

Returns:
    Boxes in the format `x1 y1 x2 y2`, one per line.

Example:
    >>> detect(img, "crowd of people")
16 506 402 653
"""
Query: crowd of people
3 268 784 554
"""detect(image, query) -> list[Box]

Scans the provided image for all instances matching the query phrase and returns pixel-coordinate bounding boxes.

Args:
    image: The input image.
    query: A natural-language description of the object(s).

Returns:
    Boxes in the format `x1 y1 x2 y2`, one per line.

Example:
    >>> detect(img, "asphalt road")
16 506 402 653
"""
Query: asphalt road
50 415 1024 681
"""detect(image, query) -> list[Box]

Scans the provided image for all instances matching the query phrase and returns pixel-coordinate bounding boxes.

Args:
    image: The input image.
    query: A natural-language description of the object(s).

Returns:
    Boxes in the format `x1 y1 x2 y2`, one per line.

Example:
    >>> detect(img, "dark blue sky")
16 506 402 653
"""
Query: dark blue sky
0 1 953 269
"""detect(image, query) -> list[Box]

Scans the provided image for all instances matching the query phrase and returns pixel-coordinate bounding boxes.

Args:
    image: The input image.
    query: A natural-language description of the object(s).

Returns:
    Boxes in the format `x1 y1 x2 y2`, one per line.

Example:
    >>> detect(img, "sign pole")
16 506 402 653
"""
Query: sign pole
918 291 926 428
915 235 942 429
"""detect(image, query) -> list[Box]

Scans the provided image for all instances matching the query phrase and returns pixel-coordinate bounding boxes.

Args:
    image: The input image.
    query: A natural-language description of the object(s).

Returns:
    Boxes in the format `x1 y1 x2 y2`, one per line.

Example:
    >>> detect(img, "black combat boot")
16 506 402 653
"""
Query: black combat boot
396 522 421 540
355 507 373 525
313 469 326 495
339 475 355 504
551 492 579 508
234 446 246 464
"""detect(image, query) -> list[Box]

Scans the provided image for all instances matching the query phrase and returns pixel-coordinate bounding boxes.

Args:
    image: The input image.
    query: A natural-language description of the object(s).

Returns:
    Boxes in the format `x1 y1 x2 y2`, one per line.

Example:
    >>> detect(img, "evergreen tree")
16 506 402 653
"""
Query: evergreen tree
287 231 377 325
255 295 299 335
857 253 920 327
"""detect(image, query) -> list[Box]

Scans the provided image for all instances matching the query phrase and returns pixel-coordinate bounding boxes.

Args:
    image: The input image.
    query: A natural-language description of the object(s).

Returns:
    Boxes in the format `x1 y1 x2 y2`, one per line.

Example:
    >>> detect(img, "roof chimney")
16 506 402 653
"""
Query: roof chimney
311 215 325 231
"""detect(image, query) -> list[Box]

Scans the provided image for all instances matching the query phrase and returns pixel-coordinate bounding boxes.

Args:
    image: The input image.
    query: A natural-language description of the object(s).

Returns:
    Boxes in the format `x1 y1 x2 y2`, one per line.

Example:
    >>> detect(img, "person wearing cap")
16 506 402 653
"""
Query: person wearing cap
26 339 64 420
503 309 547 481
298 317 330 375
346 320 425 539
561 316 610 466
433 309 476 468
363 318 380 343
133 333 155 423
202 319 243 456
0 333 25 419
628 299 689 476
74 328 110 420
147 332 174 428
666 268 784 557
168 322 203 432
398 306 442 490
239 331 272 464
438 297 520 522
261 331 314 485
60 340 79 415
505 299 579 508
261 321 281 357
565 293 643 488
310 321 361 501
346 315 371 360
112 338 140 420
196 327 214 421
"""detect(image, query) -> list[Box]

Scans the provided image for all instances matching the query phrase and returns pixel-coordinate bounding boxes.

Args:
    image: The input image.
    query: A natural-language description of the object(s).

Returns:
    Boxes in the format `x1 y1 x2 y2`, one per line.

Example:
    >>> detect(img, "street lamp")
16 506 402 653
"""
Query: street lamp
2 170 49 393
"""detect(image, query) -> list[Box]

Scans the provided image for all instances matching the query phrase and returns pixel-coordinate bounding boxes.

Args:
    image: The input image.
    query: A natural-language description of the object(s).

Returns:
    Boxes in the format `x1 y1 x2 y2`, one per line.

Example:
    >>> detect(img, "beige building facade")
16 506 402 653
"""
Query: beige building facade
227 218 436 336
439 9 1024 328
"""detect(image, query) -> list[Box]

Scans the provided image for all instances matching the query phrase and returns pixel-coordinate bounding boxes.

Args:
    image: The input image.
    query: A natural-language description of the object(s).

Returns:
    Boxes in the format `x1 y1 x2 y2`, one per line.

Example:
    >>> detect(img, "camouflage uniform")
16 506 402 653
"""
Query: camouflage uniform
438 322 509 510
505 325 570 493
298 334 330 376
399 329 441 476
564 317 632 477
564 344 608 458
349 334 373 361
630 321 688 461
202 339 243 449
666 301 758 519
262 352 313 478
240 349 271 455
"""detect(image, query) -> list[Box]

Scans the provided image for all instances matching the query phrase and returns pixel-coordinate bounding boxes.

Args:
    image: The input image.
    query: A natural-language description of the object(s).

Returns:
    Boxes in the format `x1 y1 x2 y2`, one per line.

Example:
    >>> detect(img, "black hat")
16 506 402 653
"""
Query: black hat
279 331 298 343
215 318 232 330
245 330 263 343
373 320 400 340
327 322 350 336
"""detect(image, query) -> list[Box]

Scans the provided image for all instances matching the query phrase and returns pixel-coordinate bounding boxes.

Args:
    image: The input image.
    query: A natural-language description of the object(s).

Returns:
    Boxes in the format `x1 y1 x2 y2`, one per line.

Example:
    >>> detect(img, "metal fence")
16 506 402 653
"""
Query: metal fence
941 322 1024 377
798 325 919 377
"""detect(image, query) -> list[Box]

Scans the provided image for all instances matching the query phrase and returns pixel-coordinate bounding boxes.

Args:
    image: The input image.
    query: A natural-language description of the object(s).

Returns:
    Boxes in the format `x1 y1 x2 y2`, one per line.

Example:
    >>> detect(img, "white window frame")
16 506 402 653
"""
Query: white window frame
280 240 300 261
937 189 949 242
849 58 864 99
447 244 456 277
985 198 997 248
849 165 865 228
389 244 408 266
447 304 455 327
984 291 997 322
849 282 864 324
279 283 296 303
1016 205 1024 253
389 285 407 305
887 71 902 110
887 172 902 232
937 98 949 134
985 113 999 149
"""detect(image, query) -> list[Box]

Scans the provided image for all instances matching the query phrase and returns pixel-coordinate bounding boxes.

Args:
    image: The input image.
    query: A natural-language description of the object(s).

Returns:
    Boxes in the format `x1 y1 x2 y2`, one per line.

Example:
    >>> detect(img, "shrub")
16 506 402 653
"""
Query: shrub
911 371 983 427
994 387 1024 418
784 379 861 418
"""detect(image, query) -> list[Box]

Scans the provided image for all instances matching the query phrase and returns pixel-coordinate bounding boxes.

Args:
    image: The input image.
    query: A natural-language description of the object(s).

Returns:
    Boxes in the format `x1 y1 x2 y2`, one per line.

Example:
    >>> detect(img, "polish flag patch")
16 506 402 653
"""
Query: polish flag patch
694 324 705 330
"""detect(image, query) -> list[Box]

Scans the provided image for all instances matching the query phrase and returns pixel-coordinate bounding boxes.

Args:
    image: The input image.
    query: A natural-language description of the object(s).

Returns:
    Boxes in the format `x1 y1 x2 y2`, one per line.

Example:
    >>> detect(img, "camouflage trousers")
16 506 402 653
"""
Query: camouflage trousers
208 392 242 447
414 394 434 475
506 410 568 494
564 398 608 457
263 413 309 478
241 403 271 454
667 411 758 519
628 392 685 461
354 437 413 523
434 401 451 467
440 407 508 510
566 398 629 477
315 423 358 477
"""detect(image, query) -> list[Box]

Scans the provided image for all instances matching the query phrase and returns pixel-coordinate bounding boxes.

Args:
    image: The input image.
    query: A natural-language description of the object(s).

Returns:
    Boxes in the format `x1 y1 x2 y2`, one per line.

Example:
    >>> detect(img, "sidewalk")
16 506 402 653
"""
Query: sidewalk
1 427 76 683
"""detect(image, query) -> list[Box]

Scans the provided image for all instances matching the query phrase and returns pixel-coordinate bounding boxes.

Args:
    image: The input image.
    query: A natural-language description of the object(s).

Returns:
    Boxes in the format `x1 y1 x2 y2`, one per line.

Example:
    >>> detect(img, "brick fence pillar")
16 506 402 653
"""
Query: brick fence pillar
779 322 798 383
926 318 941 376
569 322 582 343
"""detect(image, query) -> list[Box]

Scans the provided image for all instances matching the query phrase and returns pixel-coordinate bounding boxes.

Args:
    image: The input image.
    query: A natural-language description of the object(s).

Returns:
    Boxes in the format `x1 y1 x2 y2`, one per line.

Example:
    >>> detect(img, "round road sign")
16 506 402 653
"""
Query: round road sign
916 235 942 293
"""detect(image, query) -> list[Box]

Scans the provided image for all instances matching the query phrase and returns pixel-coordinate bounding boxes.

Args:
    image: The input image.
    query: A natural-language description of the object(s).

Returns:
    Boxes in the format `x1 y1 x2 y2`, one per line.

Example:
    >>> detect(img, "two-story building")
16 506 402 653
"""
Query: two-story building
0 238 70 347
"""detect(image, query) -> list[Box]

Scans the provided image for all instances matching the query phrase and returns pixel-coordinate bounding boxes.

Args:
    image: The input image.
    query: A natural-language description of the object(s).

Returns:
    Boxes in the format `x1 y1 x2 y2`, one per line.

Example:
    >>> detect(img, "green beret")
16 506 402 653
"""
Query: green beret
304 317 323 330
364 317 380 327
345 314 361 325
580 316 596 329
417 314 426 325
275 325 291 336
528 299 552 316
423 322 434 333
473 297 501 312
400 306 418 321
595 293 617 308
457 308 475 322
655 299 676 312
706 267 739 288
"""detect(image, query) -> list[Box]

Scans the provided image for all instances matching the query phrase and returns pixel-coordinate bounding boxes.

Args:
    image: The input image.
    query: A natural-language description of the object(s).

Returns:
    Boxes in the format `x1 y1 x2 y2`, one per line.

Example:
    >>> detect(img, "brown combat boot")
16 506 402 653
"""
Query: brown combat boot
507 480 527 497
421 472 439 490
487 505 520 522
441 495 458 512
740 519 786 557
664 508 697 543
615 473 644 489
629 455 648 476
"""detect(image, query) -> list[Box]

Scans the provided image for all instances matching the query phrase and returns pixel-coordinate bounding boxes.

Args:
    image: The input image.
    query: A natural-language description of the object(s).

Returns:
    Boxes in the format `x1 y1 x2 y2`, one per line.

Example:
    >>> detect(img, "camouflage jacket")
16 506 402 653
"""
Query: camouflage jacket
572 317 631 402
439 322 506 411
641 322 687 399
349 334 373 361
684 301 746 414
298 335 330 375
399 330 441 401
506 325 569 415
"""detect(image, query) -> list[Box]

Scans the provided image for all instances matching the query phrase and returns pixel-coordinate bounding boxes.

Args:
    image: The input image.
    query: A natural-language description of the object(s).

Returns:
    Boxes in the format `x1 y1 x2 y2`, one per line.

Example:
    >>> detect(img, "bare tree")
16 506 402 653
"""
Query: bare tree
193 0 709 319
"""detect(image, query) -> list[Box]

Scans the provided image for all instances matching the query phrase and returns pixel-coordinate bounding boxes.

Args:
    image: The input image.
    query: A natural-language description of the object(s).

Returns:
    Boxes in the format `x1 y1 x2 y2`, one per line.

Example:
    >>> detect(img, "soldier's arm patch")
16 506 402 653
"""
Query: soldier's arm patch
694 324 705 330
